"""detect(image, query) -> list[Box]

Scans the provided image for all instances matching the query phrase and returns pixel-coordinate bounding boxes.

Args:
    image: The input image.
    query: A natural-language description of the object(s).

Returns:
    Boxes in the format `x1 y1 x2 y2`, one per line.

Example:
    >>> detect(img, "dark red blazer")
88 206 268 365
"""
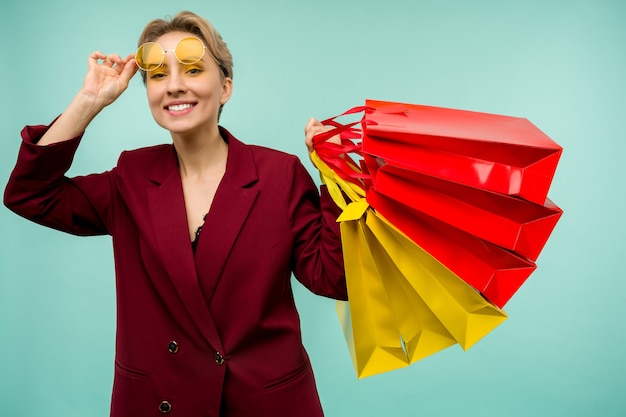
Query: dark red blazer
4 123 347 417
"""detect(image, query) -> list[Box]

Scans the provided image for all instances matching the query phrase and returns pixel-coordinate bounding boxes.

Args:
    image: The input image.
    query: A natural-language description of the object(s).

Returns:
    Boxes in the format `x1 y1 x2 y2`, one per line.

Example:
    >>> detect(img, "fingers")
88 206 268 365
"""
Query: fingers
88 51 107 68
88 51 134 71
122 58 140 80
304 118 323 152
304 117 341 152
119 53 139 80
82 50 138 107
304 117 319 134
86 51 139 87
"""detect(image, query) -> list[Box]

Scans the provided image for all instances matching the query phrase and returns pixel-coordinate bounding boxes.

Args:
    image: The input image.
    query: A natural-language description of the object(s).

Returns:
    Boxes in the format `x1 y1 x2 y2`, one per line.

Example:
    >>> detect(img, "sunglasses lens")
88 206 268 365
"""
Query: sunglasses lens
176 37 205 64
136 42 164 71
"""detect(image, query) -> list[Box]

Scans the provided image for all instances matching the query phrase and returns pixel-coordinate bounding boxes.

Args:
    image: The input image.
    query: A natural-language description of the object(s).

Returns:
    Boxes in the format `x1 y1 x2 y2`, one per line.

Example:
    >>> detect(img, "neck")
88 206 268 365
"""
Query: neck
173 125 228 179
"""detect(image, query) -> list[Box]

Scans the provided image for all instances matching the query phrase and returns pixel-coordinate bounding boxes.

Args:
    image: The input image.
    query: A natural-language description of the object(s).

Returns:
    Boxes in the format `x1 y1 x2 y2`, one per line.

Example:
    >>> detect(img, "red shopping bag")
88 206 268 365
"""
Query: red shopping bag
362 100 563 205
313 99 563 314
372 164 563 261
367 190 536 308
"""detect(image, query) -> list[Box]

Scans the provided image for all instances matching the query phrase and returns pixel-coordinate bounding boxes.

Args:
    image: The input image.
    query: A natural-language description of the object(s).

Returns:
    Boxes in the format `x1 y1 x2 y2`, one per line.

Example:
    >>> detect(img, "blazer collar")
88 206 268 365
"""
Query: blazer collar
148 126 258 187
146 127 259 349
194 127 260 302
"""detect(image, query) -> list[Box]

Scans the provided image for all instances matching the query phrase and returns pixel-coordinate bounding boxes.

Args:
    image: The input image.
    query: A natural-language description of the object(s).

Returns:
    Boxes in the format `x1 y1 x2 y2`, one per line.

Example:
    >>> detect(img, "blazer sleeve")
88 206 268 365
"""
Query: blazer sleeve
3 122 115 236
287 156 348 300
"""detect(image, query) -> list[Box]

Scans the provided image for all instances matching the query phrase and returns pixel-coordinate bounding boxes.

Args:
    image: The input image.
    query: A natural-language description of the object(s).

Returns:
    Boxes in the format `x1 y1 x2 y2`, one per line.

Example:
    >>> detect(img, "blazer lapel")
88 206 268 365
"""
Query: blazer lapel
146 146 224 352
194 129 259 303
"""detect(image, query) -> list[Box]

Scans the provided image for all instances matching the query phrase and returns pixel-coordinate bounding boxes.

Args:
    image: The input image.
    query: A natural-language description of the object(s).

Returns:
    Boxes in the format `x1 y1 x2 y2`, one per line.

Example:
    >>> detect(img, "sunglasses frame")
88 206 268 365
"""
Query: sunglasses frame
135 36 223 74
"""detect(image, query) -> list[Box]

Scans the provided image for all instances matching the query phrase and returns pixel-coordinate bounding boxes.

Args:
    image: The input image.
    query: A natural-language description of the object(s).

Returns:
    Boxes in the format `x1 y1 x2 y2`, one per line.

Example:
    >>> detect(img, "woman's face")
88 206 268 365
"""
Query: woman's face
145 31 232 136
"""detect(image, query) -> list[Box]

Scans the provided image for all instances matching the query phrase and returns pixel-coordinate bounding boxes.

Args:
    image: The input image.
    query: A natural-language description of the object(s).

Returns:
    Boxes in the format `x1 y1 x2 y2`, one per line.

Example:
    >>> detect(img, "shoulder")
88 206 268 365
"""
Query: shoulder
225 128 301 167
245 143 310 185
248 143 299 164
116 144 174 170
118 144 172 162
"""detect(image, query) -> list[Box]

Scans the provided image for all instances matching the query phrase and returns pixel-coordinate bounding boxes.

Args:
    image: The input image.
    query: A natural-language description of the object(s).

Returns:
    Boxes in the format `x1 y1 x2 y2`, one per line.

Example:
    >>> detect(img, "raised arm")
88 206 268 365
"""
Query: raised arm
38 51 138 146
4 51 138 236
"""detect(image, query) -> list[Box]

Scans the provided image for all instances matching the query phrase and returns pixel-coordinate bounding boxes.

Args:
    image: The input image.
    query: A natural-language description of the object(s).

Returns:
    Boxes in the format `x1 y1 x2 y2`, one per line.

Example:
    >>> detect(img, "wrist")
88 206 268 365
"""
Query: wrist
73 89 106 120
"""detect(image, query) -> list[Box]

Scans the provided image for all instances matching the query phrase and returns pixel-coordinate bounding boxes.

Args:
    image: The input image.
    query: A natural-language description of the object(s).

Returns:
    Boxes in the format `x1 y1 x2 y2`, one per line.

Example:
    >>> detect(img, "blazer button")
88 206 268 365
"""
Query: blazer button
168 341 179 354
215 351 225 365
159 400 172 414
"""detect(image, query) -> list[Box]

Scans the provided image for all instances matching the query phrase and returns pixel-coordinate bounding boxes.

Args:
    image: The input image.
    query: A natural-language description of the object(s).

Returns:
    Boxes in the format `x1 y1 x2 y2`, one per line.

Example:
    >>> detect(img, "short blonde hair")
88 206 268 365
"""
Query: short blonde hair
137 11 233 118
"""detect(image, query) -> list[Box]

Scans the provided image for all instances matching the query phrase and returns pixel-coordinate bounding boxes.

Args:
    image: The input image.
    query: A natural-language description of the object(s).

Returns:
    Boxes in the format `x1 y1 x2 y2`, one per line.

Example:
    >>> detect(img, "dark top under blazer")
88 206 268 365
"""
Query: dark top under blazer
4 122 347 417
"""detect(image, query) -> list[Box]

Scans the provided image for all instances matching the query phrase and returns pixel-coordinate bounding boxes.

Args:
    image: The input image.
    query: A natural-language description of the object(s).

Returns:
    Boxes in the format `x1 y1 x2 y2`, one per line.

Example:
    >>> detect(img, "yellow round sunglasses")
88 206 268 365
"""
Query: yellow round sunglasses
135 36 222 73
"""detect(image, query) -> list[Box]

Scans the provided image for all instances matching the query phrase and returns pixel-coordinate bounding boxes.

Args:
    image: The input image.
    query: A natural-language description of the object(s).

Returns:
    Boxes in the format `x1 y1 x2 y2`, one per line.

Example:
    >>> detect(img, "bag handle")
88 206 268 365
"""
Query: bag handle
311 106 374 186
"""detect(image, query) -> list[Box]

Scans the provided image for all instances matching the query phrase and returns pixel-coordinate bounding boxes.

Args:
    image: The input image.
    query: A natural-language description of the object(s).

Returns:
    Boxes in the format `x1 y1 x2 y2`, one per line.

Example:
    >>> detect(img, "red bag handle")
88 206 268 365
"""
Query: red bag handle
312 106 374 186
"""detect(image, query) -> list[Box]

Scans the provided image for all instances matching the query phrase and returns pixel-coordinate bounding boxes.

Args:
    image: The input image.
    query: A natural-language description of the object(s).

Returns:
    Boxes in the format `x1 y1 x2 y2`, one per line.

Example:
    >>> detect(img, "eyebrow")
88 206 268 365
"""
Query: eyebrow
154 59 207 69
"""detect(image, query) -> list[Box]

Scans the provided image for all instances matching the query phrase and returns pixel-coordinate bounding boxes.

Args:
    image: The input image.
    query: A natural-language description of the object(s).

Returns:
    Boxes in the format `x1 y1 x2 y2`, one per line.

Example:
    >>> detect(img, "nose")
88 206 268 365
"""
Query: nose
166 70 187 95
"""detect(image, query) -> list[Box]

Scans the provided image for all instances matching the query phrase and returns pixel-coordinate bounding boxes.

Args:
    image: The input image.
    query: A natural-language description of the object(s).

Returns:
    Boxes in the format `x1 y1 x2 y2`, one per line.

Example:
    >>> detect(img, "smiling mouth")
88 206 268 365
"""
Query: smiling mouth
166 103 195 112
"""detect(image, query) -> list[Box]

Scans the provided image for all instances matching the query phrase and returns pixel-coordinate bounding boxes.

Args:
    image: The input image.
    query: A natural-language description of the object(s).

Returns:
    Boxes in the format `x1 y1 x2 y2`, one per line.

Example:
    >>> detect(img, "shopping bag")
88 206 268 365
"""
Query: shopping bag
362 100 563 206
373 163 563 261
351 208 460 369
310 99 562 377
337 213 410 378
311 153 506 378
312 153 412 377
365 209 507 351
368 190 536 308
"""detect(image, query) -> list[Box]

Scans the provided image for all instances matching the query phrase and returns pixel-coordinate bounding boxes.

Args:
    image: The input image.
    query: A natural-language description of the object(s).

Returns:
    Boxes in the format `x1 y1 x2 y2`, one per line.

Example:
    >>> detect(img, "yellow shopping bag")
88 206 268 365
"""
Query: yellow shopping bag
360 211 459 364
366 211 507 351
337 215 410 378
311 151 507 378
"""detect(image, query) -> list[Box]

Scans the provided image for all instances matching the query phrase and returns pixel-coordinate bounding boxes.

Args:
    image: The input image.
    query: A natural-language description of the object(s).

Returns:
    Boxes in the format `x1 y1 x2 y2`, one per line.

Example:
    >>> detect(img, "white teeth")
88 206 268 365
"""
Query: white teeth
167 104 193 112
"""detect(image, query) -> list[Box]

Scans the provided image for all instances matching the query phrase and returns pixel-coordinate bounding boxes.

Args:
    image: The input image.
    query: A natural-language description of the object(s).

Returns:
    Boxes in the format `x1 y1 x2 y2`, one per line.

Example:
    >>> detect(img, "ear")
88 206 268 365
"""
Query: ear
220 77 233 105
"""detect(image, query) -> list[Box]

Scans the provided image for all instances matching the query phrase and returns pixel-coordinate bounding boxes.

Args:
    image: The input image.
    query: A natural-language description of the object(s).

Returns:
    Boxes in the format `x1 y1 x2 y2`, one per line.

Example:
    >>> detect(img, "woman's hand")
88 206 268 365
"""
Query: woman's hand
36 52 139 146
304 117 340 153
80 52 138 109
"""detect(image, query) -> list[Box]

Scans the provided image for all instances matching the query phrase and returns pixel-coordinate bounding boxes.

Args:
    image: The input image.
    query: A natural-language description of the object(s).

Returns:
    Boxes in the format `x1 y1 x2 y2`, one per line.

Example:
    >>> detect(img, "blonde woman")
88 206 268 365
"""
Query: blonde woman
5 11 345 417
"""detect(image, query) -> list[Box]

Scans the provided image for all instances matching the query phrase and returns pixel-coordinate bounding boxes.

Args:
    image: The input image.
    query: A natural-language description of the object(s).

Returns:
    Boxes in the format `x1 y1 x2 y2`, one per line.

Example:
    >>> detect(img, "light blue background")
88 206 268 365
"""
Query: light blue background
1 0 624 416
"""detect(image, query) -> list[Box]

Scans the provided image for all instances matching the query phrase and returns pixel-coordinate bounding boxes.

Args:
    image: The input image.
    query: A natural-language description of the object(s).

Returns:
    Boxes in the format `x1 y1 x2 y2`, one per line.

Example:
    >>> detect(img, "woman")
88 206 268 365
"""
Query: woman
4 11 346 417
